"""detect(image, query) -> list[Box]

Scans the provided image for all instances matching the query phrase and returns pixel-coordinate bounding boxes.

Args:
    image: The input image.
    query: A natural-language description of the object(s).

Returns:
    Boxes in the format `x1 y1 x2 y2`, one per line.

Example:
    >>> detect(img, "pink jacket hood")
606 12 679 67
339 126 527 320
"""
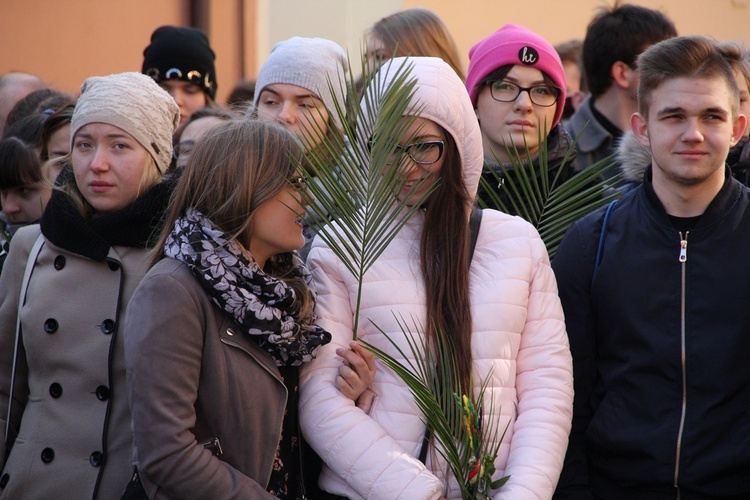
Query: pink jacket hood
361 56 484 202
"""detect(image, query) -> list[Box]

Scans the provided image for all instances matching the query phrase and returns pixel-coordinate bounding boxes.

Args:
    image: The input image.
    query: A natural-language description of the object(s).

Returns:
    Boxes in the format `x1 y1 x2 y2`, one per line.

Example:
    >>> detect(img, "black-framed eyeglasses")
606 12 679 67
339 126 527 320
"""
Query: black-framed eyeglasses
369 140 445 166
487 81 560 107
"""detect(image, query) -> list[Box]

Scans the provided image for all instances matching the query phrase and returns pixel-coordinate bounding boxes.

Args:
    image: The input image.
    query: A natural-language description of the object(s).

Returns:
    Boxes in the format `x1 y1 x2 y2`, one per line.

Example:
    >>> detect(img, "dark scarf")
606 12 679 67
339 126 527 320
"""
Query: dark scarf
40 167 175 260
164 208 331 366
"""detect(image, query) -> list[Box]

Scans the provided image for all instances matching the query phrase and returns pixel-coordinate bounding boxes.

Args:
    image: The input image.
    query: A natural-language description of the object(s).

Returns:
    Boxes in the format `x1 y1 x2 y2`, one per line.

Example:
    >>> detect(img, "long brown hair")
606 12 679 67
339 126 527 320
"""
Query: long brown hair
152 119 315 324
421 128 474 390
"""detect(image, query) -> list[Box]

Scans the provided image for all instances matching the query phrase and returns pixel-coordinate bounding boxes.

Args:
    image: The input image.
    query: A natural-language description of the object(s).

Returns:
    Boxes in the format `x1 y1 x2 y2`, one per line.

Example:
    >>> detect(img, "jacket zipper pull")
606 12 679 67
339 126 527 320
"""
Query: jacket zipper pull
679 232 688 263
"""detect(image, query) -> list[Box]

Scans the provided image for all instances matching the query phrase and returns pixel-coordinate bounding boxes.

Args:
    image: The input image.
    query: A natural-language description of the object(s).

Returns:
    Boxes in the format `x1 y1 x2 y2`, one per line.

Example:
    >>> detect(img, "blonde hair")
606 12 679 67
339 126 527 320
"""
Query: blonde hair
369 8 465 81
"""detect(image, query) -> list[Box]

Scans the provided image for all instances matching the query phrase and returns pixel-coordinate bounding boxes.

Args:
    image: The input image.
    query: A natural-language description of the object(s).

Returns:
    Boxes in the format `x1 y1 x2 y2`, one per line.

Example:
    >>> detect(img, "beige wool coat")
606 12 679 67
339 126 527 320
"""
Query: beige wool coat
124 258 287 499
0 224 151 499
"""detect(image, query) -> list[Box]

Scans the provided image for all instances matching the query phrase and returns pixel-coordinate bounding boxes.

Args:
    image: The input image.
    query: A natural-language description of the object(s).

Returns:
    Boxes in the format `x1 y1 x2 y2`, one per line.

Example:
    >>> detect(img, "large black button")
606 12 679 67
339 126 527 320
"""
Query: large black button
89 451 104 467
0 473 8 487
41 448 54 463
95 385 110 401
100 319 116 334
43 318 58 334
107 260 120 272
53 255 66 270
49 383 62 399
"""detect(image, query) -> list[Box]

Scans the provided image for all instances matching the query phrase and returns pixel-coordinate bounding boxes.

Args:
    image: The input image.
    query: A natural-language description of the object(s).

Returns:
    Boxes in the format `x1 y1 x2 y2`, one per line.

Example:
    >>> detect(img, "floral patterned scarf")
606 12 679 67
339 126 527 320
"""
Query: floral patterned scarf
164 208 331 366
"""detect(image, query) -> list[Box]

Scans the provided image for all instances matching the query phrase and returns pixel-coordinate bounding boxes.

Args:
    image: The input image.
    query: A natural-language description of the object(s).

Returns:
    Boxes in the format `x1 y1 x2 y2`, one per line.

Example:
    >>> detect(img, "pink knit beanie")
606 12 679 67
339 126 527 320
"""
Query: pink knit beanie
466 24 567 128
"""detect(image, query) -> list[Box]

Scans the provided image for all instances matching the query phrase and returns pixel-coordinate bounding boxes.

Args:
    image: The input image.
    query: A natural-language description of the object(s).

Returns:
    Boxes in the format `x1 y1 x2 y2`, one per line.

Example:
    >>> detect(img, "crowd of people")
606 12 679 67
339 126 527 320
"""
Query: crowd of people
0 3 749 499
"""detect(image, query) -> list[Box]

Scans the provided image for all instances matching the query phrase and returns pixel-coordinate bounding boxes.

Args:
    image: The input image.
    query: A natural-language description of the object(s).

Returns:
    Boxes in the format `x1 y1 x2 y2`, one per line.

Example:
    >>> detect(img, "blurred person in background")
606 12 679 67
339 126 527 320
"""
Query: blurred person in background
566 3 676 178
142 25 218 124
0 73 46 135
554 39 588 121
172 107 237 170
365 7 465 80
225 79 256 111
40 101 76 180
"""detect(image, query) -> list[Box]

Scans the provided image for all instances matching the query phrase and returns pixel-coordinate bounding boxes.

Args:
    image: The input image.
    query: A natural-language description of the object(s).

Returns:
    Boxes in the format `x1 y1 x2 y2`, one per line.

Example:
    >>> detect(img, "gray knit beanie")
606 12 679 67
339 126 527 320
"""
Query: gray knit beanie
72 72 180 173
252 37 348 133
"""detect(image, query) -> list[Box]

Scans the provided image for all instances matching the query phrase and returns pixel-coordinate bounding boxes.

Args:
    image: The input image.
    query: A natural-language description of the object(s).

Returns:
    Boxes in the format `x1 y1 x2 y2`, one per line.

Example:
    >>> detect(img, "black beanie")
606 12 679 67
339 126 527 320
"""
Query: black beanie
142 26 217 100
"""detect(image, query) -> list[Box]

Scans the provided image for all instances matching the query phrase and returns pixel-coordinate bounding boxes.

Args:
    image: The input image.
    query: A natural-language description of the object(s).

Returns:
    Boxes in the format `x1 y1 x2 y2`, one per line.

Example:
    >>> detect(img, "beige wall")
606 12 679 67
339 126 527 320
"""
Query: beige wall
0 0 249 104
409 0 750 77
0 0 188 95
1 0 748 106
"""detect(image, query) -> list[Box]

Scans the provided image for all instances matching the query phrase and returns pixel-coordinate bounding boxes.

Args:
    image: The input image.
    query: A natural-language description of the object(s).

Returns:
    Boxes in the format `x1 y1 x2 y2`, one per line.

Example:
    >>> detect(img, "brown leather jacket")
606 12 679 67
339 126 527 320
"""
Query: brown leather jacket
124 258 287 499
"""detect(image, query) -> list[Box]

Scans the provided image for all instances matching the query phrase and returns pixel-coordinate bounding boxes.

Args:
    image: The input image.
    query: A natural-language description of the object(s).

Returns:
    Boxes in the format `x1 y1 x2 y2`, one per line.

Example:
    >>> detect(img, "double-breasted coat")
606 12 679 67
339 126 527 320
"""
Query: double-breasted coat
0 224 151 499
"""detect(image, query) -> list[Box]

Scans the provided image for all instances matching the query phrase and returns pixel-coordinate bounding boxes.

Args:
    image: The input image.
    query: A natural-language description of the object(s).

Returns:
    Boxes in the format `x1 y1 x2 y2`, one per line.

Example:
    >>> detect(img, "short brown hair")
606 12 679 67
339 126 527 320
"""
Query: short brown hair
637 36 740 118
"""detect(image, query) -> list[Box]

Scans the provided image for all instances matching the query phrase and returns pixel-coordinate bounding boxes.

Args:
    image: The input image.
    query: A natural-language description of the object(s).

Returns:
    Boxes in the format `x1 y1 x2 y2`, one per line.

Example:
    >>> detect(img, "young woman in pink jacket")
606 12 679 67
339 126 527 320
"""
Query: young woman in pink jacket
299 57 574 499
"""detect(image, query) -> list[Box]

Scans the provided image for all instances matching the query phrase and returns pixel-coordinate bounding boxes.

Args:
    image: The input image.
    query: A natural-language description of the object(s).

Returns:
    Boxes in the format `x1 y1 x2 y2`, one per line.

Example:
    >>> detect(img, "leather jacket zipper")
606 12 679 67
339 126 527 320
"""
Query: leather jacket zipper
221 336 288 490
674 231 689 496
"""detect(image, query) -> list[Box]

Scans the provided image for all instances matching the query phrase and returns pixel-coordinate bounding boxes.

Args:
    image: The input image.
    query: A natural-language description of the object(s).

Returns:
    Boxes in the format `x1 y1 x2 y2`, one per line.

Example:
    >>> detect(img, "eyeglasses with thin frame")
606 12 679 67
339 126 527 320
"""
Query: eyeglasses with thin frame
369 140 445 166
487 81 560 107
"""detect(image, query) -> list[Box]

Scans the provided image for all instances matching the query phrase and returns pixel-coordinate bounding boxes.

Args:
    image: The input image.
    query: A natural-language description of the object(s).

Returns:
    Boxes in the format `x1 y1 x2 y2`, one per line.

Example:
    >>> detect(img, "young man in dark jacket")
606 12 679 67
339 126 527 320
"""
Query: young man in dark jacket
553 36 749 499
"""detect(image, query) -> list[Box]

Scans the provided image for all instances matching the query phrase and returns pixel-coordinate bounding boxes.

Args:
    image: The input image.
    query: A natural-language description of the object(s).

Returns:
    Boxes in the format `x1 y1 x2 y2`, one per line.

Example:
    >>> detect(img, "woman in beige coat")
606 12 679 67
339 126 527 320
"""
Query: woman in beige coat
124 119 375 499
0 72 179 499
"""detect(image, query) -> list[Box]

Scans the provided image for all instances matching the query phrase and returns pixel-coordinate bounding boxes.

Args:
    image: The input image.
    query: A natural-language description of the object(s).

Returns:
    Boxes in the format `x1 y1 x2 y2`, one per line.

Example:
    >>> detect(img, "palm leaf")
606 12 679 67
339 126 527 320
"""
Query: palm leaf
290 55 437 338
362 315 509 498
289 54 510 496
479 124 620 259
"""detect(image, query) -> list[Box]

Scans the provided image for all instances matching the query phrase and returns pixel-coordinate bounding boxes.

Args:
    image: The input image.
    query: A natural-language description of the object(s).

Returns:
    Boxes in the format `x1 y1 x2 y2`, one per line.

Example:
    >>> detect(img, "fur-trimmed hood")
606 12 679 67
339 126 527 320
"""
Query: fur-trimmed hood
616 130 651 184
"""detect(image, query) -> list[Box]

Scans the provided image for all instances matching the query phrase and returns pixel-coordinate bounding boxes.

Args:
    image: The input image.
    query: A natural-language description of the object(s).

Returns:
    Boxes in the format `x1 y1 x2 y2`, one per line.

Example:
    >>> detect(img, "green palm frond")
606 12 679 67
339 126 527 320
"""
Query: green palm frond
289 54 510 497
479 125 620 259
362 315 509 498
291 55 437 338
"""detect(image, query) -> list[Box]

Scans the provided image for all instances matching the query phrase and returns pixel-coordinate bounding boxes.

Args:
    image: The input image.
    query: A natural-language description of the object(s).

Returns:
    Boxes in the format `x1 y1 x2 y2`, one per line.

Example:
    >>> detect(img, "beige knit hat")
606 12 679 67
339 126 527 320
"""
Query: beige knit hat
72 72 180 173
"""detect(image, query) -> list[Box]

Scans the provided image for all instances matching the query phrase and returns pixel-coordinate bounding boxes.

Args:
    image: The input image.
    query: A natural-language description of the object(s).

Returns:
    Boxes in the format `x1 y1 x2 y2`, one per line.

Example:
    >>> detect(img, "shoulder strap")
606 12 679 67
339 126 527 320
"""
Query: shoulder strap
5 233 45 453
591 200 618 290
468 206 483 264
